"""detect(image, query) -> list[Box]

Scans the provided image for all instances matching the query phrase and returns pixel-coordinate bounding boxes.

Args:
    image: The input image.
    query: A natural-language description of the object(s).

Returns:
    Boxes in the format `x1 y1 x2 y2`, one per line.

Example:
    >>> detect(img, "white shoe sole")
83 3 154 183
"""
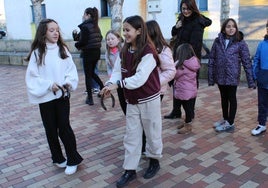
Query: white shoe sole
65 165 78 175
251 129 266 136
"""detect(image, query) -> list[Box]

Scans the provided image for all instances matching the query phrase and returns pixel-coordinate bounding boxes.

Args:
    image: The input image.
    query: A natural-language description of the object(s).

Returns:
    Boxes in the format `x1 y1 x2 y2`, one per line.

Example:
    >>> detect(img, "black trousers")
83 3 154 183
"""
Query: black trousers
39 98 83 166
257 87 268 125
117 87 127 115
218 85 237 125
178 98 195 123
83 49 104 99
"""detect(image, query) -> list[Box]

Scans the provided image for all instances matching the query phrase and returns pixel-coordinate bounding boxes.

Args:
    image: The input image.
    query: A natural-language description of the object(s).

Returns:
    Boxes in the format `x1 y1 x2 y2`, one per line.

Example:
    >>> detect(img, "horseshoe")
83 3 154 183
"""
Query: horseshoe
101 93 115 110
53 84 70 100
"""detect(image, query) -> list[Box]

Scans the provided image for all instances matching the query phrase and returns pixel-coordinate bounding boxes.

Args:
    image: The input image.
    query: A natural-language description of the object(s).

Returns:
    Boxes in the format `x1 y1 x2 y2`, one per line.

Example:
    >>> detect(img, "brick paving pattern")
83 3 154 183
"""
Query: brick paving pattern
1 65 268 188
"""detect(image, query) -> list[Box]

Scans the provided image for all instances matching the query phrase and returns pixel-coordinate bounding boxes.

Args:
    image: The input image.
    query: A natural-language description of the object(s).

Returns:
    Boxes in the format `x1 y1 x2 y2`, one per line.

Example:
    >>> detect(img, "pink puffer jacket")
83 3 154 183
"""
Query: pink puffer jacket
174 56 200 100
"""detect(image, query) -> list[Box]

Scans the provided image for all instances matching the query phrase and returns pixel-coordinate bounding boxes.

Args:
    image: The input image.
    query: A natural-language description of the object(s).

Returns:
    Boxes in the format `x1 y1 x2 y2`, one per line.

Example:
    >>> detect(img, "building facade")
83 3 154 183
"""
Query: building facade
2 0 268 40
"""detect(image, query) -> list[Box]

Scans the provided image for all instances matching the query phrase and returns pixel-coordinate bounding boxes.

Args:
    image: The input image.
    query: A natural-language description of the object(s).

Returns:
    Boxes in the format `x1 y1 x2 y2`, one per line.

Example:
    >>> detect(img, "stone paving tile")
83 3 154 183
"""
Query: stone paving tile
0 65 267 188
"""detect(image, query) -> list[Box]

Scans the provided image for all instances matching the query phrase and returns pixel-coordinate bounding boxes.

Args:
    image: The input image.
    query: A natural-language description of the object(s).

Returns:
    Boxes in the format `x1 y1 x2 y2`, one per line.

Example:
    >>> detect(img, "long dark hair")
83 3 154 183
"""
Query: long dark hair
85 7 99 26
146 20 170 53
220 18 240 42
178 0 201 22
25 18 69 65
121 15 156 70
175 43 198 69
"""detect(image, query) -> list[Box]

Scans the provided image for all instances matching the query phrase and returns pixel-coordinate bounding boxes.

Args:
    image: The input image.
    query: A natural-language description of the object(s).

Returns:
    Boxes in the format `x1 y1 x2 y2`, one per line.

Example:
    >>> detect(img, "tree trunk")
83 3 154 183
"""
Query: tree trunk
31 0 44 28
107 0 124 33
220 0 230 25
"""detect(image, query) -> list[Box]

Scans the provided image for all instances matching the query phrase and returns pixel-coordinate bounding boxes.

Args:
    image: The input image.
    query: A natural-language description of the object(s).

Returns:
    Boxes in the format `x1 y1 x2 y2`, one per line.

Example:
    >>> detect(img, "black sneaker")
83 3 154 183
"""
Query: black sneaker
143 158 160 179
164 111 181 119
116 170 136 188
85 97 94 105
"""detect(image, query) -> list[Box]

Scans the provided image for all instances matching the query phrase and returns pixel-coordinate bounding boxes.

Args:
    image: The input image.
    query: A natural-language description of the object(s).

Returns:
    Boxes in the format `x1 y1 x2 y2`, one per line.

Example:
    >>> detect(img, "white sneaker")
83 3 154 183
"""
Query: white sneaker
93 88 100 94
251 125 266 136
55 161 67 168
215 121 235 132
213 119 225 128
65 165 78 175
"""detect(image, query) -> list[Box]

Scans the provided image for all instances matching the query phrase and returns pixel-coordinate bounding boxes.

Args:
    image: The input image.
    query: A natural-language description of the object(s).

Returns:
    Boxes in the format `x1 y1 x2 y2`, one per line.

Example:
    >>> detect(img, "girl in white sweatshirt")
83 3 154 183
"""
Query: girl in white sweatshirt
25 19 83 175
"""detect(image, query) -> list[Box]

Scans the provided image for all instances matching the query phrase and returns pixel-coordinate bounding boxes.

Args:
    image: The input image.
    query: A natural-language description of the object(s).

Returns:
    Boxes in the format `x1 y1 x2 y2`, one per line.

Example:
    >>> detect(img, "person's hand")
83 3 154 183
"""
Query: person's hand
72 29 78 34
52 83 60 95
100 84 118 97
63 83 71 90
176 20 182 29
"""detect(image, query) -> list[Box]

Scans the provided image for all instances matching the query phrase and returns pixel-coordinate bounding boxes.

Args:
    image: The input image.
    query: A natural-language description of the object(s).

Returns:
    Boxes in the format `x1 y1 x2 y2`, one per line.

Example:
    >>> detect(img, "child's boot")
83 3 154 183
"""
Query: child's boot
177 123 192 134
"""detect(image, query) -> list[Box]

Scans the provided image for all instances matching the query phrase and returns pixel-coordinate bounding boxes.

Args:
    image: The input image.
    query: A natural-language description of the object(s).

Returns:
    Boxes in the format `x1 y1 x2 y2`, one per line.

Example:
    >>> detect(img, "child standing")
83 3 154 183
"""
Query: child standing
104 30 126 114
101 15 162 188
208 18 256 132
251 20 268 136
25 19 83 175
173 43 200 134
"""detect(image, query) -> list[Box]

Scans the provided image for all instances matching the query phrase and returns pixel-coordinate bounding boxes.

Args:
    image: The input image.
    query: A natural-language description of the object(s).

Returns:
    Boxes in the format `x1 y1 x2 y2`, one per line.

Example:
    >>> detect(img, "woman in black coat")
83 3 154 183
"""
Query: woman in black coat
164 0 212 120
73 7 104 105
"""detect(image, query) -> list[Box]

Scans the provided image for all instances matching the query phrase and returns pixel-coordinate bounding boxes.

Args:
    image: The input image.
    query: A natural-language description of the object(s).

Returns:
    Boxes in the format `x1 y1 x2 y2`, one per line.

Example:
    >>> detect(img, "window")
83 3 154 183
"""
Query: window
100 0 111 17
198 0 208 11
31 4 46 23
178 0 208 12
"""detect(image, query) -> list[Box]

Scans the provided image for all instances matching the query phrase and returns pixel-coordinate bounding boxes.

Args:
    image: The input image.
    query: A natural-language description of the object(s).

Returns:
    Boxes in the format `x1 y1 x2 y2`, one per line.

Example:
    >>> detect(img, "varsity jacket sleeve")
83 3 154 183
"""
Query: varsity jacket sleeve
122 54 157 90
106 56 122 85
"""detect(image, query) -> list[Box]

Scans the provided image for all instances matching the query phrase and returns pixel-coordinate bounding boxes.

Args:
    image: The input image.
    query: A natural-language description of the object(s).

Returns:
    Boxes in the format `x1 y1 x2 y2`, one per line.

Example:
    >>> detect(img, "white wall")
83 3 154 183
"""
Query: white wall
146 0 178 39
0 0 5 26
45 0 101 39
3 0 230 40
4 0 32 39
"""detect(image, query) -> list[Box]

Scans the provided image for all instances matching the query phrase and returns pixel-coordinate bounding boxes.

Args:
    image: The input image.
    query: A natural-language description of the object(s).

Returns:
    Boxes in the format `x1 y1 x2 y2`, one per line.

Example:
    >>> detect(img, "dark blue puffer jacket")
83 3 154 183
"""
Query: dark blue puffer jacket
208 33 255 88
252 35 268 89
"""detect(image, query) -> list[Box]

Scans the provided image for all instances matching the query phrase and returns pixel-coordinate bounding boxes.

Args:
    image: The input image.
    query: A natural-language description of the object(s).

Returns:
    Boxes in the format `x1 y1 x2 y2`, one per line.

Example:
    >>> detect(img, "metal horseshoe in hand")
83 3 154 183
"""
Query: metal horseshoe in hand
100 93 115 111
53 84 70 100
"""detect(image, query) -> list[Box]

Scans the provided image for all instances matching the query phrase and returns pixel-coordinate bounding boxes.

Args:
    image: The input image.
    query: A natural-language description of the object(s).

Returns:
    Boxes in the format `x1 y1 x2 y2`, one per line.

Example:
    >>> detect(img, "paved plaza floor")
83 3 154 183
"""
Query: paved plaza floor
1 65 268 188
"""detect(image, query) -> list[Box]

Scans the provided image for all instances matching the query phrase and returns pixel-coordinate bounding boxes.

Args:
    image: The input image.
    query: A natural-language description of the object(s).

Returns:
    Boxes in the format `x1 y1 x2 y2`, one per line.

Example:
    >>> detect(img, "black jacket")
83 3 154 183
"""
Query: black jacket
74 18 103 51
171 13 212 59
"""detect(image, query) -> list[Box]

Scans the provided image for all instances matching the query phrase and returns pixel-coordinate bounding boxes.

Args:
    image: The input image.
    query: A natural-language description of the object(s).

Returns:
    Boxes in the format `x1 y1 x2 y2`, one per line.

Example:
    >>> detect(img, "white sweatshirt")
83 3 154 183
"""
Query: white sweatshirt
25 43 78 104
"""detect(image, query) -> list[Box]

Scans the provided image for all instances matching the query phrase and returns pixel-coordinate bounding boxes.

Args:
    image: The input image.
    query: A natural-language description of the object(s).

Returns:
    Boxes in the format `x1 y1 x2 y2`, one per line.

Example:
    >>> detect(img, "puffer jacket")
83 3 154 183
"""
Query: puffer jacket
171 13 212 59
208 33 255 88
174 56 200 100
253 35 268 89
74 18 102 51
158 46 176 95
